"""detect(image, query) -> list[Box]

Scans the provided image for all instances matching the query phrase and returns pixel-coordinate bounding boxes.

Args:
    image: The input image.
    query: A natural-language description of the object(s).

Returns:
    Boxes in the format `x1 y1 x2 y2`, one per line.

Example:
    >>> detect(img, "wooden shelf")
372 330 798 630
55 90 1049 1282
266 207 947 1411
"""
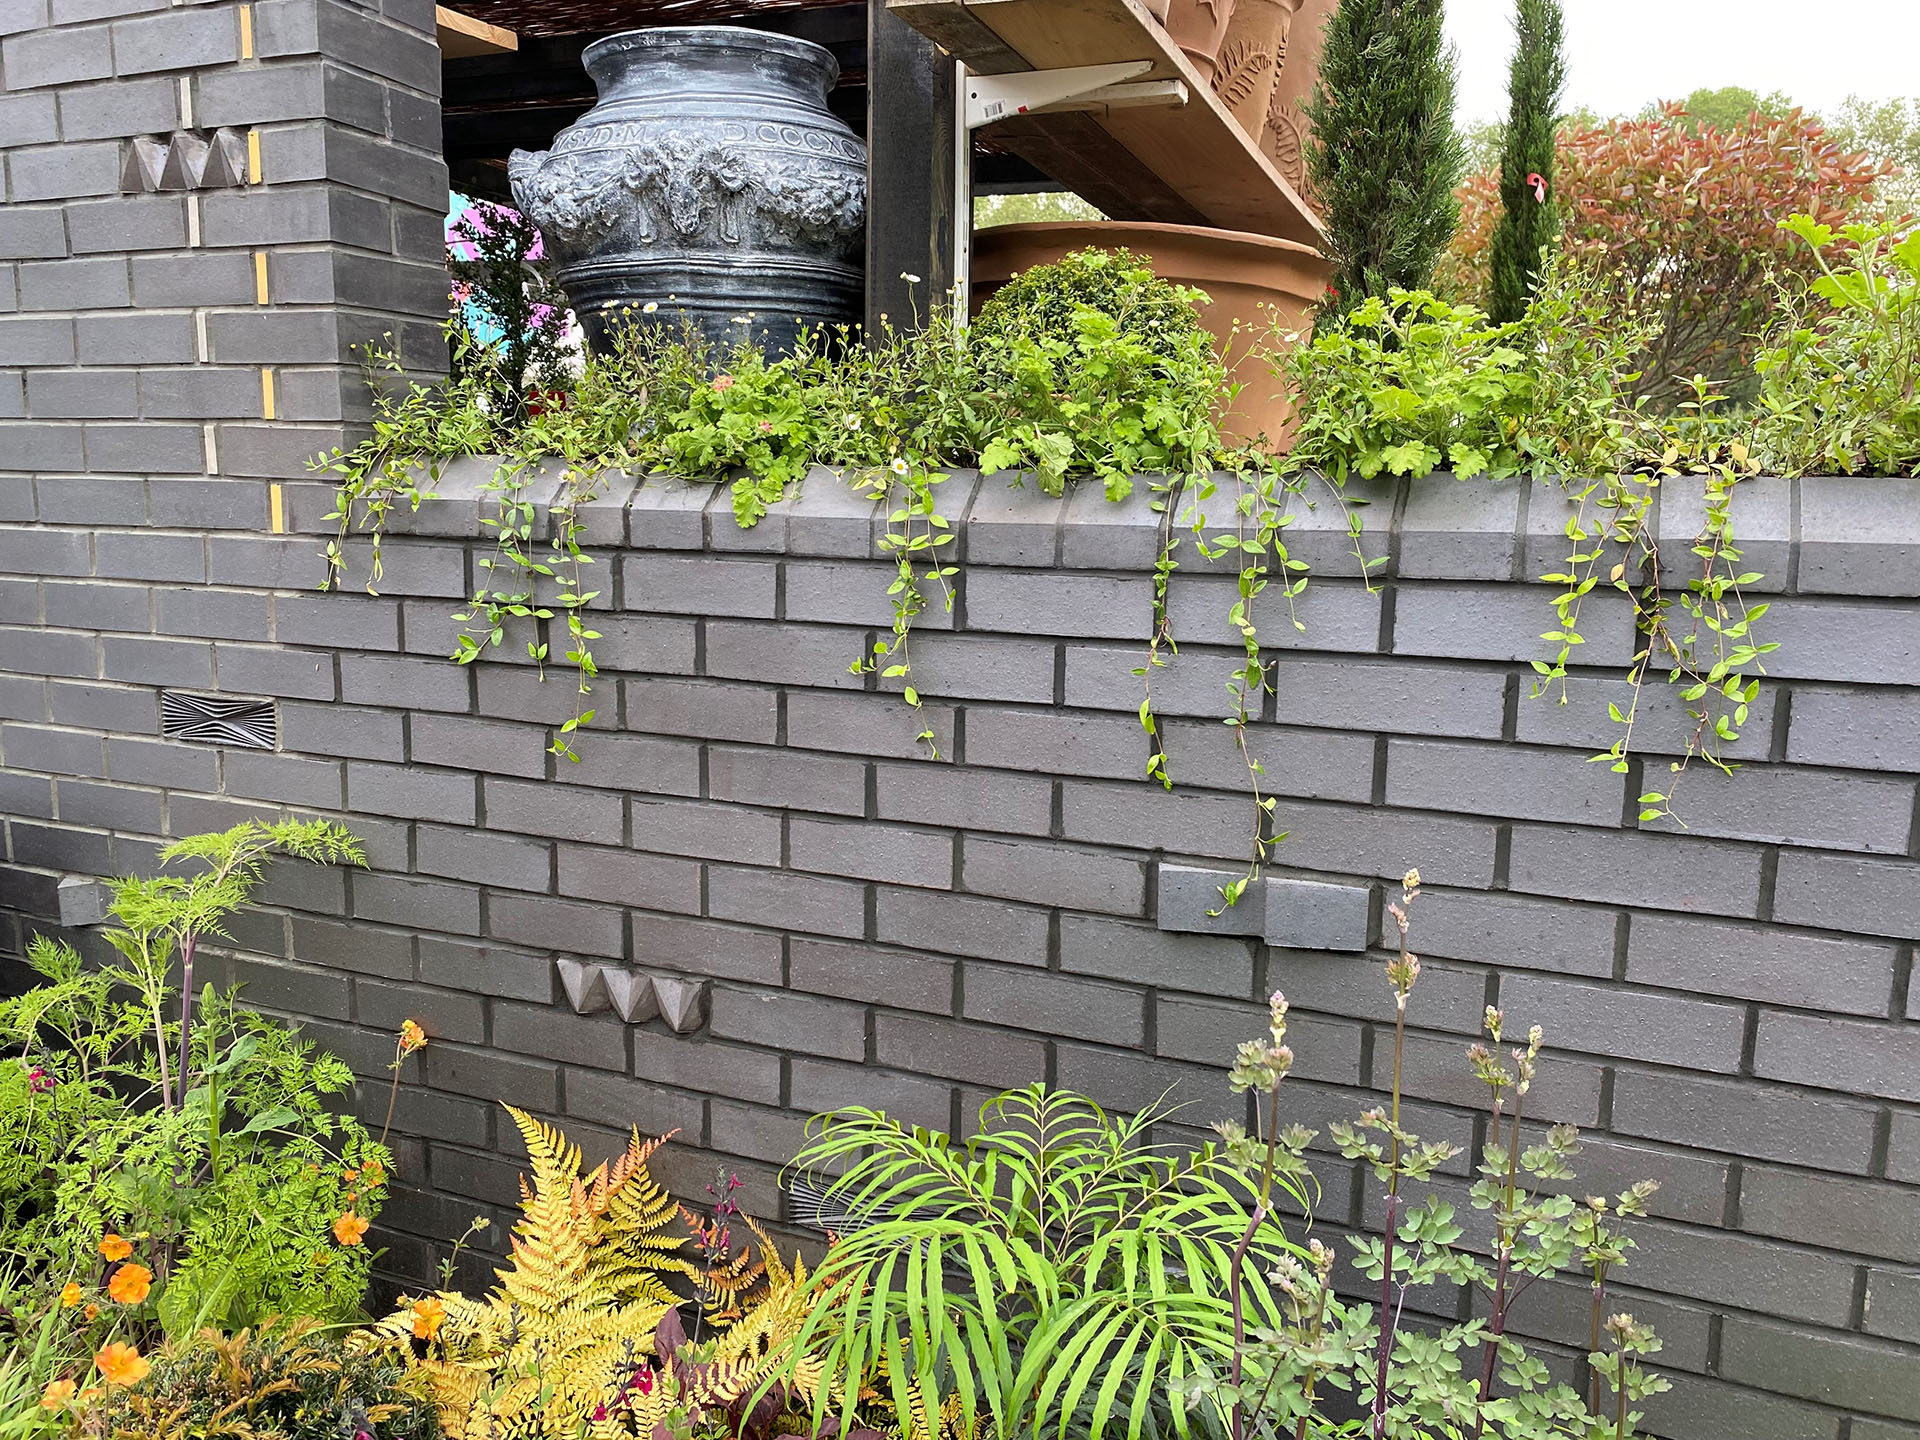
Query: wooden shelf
889 0 1320 245
437 4 519 58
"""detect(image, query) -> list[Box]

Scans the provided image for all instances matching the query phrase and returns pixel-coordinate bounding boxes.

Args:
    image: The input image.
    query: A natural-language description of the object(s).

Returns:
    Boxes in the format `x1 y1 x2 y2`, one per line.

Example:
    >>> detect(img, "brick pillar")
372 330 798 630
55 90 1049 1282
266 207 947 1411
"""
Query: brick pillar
1 0 448 507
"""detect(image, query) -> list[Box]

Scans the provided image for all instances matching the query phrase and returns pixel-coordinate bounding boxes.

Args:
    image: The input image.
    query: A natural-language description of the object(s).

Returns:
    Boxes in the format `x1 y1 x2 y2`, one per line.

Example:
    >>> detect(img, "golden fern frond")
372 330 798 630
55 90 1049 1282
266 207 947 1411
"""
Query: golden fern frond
906 1375 935 1440
758 1217 799 1293
501 1106 595 1318
367 1112 847 1440
602 1128 683 1243
507 1105 585 1203
585 1249 689 1308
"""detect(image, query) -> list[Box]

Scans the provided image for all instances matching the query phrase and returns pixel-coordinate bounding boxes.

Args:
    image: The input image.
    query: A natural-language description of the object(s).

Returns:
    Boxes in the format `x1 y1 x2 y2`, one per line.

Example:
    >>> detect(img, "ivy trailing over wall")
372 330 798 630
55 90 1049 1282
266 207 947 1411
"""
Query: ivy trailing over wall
320 225 1916 905
321 248 1227 766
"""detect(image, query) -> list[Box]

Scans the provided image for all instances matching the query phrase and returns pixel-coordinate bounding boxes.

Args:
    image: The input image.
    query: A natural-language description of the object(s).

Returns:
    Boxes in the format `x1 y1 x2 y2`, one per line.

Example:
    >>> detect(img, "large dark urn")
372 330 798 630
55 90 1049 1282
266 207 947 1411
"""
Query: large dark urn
508 27 867 355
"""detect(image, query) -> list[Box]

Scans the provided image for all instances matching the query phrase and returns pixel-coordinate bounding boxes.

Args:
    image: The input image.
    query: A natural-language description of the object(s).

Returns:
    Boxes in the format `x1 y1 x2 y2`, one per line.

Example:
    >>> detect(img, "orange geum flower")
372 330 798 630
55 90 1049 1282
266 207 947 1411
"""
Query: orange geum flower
398 1019 427 1054
83 1304 99 1320
94 1343 149 1387
98 1234 132 1262
107 1263 152 1305
409 1296 447 1340
60 1282 83 1308
333 1210 370 1246
40 1379 76 1410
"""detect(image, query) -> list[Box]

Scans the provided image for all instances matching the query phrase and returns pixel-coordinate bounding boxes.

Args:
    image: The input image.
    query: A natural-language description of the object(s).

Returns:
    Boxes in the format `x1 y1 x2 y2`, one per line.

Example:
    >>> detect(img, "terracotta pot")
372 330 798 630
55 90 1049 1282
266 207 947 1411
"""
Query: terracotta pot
1260 0 1335 195
1161 0 1236 82
971 220 1332 449
1211 0 1300 141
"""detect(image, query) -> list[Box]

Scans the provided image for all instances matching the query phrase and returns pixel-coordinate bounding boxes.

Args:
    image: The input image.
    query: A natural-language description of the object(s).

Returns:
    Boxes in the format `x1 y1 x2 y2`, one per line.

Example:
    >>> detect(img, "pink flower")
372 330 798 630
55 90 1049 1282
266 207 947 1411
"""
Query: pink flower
713 375 735 393
1527 171 1548 203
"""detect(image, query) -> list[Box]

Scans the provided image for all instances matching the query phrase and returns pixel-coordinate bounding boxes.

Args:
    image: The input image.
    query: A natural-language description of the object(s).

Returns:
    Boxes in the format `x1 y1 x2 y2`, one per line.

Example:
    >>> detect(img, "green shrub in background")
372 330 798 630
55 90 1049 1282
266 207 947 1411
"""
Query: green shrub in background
972 245 1209 363
1279 254 1651 482
971 247 1226 498
1750 216 1920 476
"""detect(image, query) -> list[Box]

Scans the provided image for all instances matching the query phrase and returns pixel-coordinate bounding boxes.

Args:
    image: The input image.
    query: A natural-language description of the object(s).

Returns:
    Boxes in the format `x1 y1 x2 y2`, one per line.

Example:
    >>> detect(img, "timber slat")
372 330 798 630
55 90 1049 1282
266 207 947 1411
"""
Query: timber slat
890 0 1320 243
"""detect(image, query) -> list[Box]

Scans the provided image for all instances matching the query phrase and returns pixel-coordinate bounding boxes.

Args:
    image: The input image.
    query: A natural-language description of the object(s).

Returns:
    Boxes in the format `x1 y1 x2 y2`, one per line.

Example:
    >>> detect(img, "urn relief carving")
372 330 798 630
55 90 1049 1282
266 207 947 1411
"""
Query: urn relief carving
509 27 867 356
1211 0 1301 152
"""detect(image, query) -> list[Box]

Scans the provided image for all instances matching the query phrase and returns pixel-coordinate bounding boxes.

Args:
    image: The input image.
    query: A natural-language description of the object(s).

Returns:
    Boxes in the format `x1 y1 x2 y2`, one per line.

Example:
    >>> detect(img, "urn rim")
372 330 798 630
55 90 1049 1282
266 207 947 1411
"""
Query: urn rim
581 24 841 92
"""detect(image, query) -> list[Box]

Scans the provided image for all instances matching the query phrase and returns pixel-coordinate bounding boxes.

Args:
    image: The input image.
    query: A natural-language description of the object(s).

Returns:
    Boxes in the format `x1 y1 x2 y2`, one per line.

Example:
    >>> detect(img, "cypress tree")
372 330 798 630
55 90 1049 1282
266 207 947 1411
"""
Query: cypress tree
1487 0 1568 321
1303 0 1465 320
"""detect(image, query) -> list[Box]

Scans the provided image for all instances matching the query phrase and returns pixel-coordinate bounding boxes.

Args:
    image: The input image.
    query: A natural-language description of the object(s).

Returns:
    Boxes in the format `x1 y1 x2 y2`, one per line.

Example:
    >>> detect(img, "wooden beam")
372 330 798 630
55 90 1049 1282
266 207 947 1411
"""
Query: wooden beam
436 4 518 59
887 0 1320 244
889 0 1022 72
865 0 960 337
989 112 1201 223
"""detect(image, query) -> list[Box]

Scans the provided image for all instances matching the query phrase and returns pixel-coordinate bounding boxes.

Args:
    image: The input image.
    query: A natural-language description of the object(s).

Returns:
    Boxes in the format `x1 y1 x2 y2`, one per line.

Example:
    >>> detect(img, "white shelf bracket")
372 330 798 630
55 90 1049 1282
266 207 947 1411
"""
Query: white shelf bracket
964 60 1166 130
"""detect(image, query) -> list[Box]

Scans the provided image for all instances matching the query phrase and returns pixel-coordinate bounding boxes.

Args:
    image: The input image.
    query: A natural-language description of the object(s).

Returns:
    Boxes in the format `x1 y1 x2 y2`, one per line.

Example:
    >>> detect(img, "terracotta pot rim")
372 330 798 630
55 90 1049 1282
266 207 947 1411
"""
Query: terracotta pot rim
972 220 1330 297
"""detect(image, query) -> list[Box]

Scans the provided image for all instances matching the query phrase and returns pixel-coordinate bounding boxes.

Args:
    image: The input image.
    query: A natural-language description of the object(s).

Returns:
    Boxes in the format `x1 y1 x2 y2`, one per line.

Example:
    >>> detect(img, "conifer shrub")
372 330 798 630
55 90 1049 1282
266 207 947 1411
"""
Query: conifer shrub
1487 0 1568 322
1303 0 1465 317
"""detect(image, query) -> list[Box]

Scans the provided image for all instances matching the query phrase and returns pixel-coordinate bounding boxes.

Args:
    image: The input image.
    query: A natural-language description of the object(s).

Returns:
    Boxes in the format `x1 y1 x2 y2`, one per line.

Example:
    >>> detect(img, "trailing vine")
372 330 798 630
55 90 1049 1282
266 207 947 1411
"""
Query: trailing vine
1534 386 1775 824
545 466 609 761
320 333 494 595
453 457 553 672
303 223 1920 925
848 460 957 755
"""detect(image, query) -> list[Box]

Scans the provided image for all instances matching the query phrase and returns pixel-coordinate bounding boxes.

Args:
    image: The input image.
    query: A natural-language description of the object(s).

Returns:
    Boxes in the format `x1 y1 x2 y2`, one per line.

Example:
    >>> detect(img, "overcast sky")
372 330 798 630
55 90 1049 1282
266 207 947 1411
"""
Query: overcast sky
1445 0 1920 125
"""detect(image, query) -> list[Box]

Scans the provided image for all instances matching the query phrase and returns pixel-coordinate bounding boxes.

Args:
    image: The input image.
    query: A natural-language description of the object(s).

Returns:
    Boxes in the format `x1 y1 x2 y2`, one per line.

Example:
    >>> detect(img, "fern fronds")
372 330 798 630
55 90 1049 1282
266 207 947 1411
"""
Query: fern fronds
368 1109 835 1438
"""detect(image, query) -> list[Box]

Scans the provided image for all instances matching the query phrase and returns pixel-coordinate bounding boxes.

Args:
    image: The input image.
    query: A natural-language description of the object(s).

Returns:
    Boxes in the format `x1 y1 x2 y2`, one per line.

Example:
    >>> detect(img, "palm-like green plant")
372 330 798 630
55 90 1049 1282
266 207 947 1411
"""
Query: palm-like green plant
785 1086 1308 1440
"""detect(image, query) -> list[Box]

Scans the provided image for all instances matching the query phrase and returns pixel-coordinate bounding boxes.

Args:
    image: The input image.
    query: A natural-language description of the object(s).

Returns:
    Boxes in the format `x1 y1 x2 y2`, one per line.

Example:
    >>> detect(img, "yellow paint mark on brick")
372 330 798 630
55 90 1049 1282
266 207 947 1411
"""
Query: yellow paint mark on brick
254 250 269 304
239 3 253 58
269 482 286 534
261 367 277 420
246 129 262 184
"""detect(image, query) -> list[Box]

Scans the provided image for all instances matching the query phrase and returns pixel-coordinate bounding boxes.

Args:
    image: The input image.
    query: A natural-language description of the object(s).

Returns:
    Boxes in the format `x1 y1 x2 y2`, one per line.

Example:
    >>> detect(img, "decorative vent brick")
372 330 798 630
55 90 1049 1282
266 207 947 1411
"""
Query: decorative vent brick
160 691 276 748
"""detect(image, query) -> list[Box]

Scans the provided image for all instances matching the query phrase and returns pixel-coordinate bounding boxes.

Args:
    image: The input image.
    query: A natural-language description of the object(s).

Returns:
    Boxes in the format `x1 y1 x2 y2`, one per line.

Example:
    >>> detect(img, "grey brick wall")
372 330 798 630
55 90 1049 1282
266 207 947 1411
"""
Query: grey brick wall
3 454 1918 1437
0 0 446 499
4 13 1920 1423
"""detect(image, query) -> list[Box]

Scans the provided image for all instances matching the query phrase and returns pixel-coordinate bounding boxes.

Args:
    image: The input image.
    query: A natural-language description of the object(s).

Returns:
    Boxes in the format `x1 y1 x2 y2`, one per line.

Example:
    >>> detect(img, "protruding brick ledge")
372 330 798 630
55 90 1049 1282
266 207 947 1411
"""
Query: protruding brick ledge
262 462 1920 596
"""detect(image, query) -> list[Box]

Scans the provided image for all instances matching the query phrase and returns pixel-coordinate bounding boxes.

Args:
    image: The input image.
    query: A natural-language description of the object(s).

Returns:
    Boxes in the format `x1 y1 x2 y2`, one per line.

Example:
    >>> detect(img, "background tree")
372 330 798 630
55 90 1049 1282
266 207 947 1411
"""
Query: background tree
1487 0 1566 322
1644 85 1796 135
1304 0 1464 318
973 191 1105 227
1822 94 1920 218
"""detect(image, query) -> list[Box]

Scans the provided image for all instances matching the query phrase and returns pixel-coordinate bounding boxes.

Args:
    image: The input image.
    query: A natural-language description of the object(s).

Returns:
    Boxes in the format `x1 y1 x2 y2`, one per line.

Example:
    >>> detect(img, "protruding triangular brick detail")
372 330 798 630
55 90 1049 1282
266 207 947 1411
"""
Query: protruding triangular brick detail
201 128 249 189
121 135 167 193
158 130 210 190
650 975 709 1034
556 957 610 1015
603 968 658 1024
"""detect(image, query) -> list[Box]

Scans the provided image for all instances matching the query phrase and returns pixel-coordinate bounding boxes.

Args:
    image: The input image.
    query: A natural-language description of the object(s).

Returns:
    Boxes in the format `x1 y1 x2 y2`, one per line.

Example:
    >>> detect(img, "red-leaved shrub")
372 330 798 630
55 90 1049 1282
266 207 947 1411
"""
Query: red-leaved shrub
1439 102 1891 404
